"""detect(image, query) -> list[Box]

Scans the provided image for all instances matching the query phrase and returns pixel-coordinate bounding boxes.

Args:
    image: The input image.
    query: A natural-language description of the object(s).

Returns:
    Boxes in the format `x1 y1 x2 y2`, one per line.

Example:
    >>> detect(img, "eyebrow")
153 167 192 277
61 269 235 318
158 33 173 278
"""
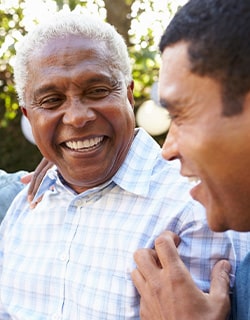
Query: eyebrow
33 85 59 97
33 75 119 97
159 97 188 112
83 75 119 86
159 98 176 112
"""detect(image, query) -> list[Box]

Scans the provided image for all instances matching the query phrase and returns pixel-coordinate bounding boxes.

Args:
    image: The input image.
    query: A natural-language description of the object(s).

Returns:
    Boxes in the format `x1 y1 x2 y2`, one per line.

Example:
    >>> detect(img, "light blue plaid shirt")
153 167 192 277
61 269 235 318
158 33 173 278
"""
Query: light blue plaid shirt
0 128 249 319
0 170 27 222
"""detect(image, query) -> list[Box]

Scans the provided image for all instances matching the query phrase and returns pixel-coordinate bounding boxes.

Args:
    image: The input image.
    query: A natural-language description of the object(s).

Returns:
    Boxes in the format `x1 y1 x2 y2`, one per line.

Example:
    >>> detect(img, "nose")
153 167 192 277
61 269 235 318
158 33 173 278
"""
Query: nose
162 123 179 161
62 97 96 128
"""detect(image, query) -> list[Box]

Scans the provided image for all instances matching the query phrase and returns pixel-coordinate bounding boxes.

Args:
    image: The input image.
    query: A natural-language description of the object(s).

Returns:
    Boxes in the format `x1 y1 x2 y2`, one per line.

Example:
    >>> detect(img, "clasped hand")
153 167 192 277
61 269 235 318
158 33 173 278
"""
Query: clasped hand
131 231 231 320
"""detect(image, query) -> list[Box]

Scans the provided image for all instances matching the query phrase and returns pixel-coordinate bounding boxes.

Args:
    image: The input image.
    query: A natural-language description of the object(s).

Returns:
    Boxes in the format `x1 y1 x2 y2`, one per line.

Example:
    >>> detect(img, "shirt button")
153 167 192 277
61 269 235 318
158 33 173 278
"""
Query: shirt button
51 314 61 320
75 199 84 206
47 170 56 179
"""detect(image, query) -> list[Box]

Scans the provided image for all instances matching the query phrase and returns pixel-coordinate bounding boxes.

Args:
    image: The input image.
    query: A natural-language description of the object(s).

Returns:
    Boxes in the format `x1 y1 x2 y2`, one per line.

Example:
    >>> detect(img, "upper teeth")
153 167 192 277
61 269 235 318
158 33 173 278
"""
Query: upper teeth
188 177 201 184
65 136 103 150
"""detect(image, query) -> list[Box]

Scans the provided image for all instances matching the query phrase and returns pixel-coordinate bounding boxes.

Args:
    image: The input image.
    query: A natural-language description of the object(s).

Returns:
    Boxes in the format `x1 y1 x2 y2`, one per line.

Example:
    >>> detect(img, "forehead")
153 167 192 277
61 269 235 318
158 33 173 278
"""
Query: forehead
24 35 120 103
29 35 109 70
159 42 190 93
159 42 194 109
159 42 224 116
27 35 115 84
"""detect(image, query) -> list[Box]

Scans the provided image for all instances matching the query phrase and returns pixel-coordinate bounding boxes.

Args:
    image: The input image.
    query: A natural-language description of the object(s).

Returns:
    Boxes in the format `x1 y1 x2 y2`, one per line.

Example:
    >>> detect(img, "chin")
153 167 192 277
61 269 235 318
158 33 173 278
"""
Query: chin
227 224 250 232
208 222 228 233
206 211 229 232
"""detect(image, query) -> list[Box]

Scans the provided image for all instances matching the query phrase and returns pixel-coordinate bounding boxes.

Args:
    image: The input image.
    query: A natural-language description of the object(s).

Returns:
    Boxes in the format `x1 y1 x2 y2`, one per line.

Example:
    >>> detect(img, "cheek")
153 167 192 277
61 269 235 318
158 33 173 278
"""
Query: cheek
180 127 208 153
176 130 211 171
109 101 135 131
28 114 55 145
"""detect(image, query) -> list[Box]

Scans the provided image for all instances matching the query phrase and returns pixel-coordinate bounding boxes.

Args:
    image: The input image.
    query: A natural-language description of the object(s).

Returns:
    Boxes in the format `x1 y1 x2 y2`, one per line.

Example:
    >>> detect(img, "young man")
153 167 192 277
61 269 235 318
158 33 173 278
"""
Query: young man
132 0 250 319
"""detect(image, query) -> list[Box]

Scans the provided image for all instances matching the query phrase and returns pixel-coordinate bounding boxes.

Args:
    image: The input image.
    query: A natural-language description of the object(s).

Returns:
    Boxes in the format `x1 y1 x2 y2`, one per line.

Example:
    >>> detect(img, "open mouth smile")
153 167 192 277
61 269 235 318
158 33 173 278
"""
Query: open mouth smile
64 136 104 151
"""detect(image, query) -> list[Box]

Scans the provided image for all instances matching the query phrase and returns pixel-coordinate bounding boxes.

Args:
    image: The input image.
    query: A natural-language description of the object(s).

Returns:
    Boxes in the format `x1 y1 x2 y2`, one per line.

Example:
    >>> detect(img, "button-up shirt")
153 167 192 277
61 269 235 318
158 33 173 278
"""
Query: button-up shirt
0 128 249 319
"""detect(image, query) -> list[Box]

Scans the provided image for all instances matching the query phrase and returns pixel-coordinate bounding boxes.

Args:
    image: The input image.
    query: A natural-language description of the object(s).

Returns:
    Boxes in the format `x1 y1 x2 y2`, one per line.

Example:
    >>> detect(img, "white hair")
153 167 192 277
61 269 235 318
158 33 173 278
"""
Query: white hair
14 11 132 106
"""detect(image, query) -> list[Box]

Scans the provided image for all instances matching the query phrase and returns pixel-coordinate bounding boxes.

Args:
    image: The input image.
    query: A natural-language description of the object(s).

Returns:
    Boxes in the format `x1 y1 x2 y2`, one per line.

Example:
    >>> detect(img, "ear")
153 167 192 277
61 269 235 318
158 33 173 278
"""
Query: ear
127 80 135 109
21 107 28 118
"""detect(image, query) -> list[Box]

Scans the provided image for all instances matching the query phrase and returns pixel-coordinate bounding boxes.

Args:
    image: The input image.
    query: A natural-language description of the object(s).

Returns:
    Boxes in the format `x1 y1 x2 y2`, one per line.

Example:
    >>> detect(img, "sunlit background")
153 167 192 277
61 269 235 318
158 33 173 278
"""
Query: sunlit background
0 0 188 171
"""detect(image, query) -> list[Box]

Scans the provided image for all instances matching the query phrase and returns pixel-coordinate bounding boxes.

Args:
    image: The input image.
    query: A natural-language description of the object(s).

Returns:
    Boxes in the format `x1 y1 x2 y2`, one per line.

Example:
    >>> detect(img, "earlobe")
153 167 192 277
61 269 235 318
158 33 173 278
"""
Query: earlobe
21 107 28 118
127 81 135 108
129 80 134 91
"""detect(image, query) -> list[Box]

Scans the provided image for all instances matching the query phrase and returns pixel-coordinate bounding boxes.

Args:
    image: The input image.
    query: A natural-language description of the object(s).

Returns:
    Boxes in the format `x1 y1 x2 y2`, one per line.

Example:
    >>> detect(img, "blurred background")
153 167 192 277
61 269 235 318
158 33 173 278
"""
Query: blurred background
0 0 187 172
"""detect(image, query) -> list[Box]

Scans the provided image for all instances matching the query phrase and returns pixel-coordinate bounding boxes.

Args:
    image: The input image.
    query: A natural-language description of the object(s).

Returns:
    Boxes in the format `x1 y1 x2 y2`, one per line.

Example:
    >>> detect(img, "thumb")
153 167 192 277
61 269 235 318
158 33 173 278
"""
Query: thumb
210 260 231 312
20 172 33 184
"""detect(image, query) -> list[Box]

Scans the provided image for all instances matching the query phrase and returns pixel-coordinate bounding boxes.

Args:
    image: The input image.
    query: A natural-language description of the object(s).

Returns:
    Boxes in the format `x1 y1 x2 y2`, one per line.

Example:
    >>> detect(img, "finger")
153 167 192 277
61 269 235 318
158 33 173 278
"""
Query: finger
205 260 231 318
133 248 159 267
210 260 231 303
28 158 53 202
29 195 43 209
155 230 181 248
131 268 146 296
154 231 181 269
20 172 34 184
133 248 161 279
131 265 166 319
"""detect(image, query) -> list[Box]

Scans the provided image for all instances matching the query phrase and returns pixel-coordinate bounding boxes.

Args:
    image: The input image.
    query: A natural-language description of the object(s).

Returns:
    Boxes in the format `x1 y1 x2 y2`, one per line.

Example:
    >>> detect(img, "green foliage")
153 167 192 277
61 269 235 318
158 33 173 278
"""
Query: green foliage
131 48 160 103
0 3 25 127
0 0 171 171
0 0 164 126
130 26 161 106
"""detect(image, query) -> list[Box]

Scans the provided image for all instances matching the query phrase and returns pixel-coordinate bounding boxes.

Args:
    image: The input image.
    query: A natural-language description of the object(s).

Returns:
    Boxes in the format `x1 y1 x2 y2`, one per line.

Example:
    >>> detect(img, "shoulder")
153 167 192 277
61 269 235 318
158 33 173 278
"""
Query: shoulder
0 170 28 222
150 157 193 198
1 185 29 225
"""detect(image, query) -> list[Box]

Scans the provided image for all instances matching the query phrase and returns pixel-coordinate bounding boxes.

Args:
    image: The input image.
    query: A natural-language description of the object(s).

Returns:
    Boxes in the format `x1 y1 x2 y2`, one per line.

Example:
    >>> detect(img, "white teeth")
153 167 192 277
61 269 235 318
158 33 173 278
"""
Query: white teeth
65 136 103 150
188 177 201 184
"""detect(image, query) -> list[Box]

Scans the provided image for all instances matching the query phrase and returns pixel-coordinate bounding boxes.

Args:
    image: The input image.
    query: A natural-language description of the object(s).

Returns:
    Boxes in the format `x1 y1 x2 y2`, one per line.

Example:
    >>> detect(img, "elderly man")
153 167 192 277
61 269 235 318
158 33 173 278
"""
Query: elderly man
0 10 248 319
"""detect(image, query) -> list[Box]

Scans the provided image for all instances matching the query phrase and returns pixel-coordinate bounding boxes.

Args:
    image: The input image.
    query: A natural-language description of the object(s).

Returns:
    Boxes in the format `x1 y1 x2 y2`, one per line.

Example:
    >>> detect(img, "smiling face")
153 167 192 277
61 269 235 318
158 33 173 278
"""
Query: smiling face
22 35 135 193
160 41 250 231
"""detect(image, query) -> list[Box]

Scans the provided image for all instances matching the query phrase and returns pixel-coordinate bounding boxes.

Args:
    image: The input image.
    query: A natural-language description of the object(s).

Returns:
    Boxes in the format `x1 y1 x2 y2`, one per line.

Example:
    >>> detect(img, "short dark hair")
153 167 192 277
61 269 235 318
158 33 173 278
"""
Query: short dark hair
159 0 250 116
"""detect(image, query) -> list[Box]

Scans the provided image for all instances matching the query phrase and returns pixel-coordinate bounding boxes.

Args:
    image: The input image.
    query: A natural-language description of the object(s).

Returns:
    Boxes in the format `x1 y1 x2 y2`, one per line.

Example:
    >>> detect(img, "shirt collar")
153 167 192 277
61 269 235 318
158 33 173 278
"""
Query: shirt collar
31 128 161 204
112 128 161 197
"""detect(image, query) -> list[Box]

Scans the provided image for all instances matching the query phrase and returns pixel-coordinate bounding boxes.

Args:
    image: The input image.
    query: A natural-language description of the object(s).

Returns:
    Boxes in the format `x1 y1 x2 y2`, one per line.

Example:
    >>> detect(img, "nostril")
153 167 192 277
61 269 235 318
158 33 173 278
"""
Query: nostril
167 156 178 161
161 146 179 161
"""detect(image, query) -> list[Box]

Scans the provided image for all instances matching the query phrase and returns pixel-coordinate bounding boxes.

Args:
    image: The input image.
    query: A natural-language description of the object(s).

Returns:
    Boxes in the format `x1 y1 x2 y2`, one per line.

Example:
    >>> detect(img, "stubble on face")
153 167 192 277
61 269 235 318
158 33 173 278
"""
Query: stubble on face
159 42 250 231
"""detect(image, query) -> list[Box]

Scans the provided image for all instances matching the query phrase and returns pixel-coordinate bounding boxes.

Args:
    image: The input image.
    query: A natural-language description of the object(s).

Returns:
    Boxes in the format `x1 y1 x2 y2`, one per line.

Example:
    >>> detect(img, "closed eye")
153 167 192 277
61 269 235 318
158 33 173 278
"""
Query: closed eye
85 87 111 99
39 95 65 109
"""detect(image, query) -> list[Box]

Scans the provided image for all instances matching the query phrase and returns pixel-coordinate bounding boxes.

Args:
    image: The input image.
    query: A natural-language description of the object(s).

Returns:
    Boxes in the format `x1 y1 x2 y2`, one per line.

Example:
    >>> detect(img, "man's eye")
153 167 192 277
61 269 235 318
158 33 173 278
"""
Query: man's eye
168 113 178 121
86 87 110 98
40 97 64 109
